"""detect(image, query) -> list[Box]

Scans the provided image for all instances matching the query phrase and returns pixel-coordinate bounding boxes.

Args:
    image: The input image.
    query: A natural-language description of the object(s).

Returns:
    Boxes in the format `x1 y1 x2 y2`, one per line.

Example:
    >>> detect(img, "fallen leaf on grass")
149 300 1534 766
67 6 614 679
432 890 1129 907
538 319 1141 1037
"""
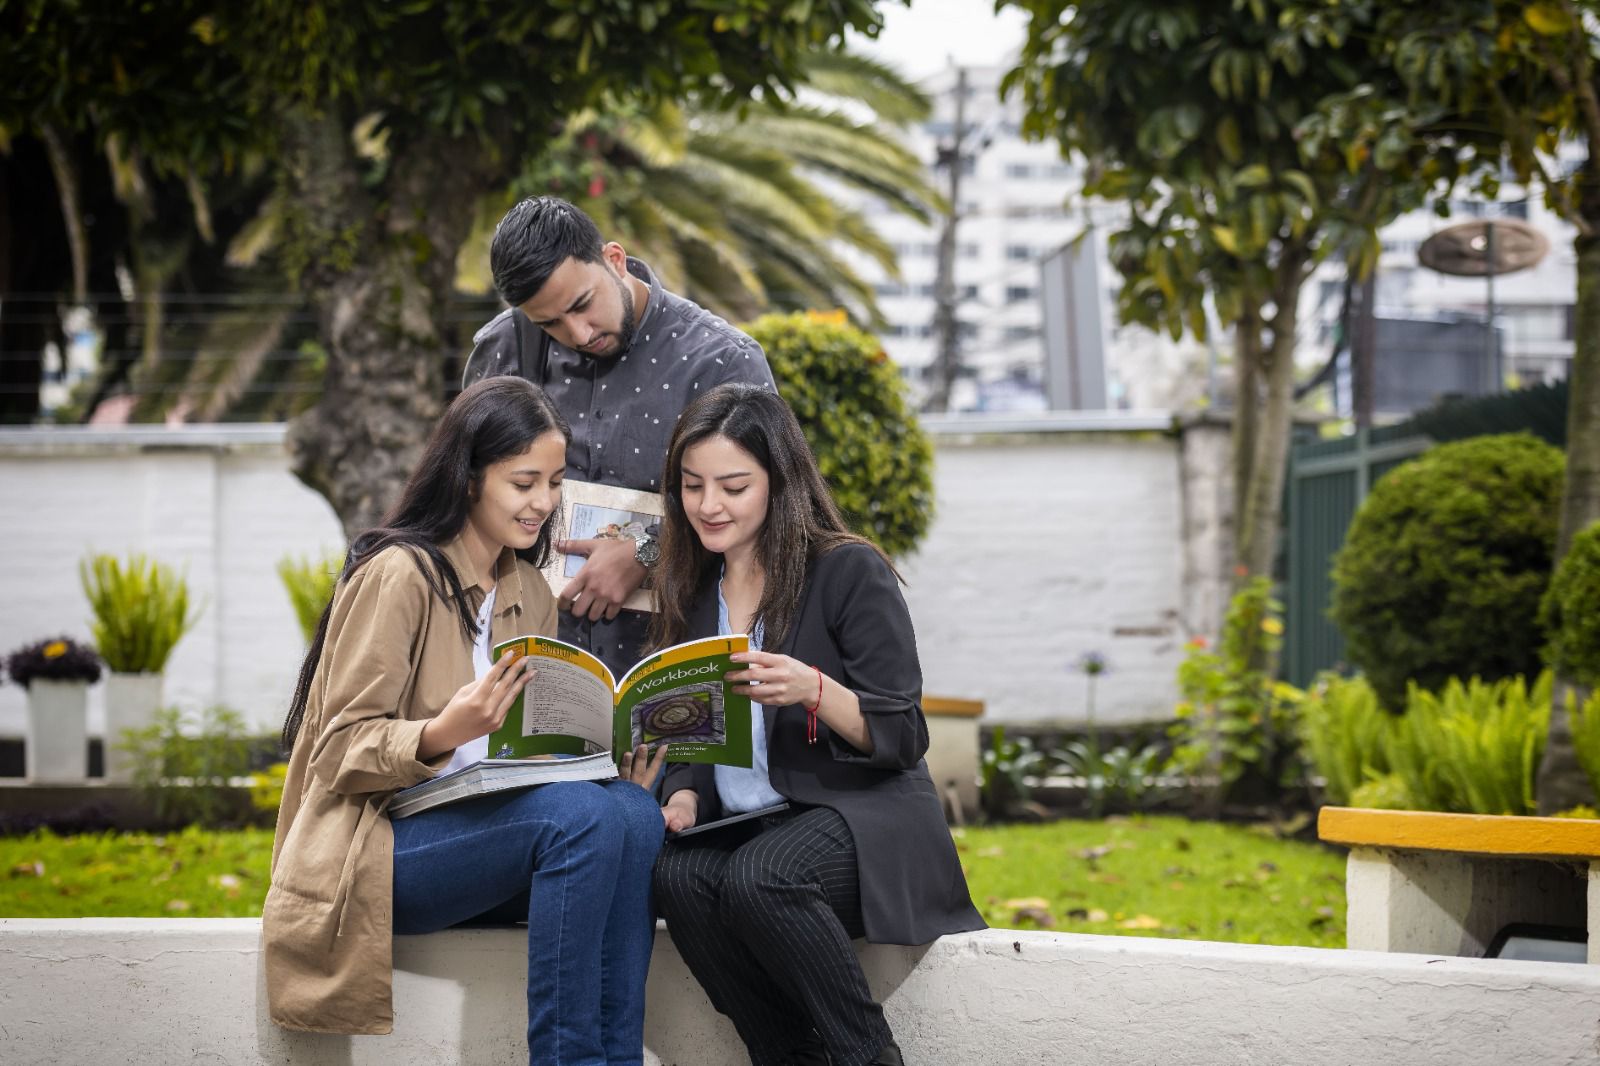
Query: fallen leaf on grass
1167 881 1186 891
10 861 44 878
976 846 1006 859
1013 906 1055 927
1086 872 1124 885
1174 837 1192 852
1078 845 1113 862
1085 909 1109 923
166 899 191 913
1118 915 1162 930
1002 896 1052 911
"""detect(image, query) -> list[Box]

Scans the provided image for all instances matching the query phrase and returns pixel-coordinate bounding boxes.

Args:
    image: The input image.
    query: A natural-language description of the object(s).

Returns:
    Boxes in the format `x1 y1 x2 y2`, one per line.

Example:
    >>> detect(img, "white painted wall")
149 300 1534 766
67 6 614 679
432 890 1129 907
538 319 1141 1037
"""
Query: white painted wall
0 417 1197 738
4 920 1598 1065
0 429 344 740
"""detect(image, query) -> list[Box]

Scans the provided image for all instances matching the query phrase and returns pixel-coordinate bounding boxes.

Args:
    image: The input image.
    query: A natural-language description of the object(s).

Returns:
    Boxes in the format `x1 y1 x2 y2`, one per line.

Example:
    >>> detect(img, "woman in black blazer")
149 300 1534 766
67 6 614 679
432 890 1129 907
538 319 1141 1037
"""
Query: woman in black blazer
650 383 984 1066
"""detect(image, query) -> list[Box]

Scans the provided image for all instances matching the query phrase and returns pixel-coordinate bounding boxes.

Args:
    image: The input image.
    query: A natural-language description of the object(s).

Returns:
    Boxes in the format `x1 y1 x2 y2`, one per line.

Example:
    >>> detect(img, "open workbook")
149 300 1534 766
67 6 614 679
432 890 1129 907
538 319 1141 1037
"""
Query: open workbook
484 633 755 767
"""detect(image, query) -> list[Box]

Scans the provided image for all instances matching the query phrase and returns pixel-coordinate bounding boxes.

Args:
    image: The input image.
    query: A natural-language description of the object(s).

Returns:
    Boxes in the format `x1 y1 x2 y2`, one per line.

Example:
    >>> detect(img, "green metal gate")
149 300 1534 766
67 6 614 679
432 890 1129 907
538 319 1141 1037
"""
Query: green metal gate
1284 425 1430 686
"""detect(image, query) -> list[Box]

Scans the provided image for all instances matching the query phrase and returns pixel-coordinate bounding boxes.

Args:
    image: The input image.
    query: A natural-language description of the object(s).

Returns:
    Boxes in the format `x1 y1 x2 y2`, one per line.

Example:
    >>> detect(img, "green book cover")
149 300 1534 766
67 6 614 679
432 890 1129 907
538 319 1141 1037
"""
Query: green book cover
486 634 753 768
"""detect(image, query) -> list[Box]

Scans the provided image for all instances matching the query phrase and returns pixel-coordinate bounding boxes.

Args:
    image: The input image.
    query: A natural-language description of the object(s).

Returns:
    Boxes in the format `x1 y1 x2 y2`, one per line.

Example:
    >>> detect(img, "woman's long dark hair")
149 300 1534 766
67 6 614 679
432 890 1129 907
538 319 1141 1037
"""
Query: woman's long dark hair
281 377 570 753
649 383 896 653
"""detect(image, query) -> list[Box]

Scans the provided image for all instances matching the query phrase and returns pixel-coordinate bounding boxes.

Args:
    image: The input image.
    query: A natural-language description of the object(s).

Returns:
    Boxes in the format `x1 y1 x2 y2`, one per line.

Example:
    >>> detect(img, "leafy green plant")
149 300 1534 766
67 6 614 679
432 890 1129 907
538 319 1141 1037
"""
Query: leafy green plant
276 551 343 643
1567 687 1600 805
1330 434 1564 710
746 311 934 557
249 761 289 820
1385 673 1551 816
1297 673 1393 806
4 636 103 688
980 726 1050 822
120 706 256 829
79 554 201 673
1058 739 1170 817
1169 576 1301 812
1541 521 1600 688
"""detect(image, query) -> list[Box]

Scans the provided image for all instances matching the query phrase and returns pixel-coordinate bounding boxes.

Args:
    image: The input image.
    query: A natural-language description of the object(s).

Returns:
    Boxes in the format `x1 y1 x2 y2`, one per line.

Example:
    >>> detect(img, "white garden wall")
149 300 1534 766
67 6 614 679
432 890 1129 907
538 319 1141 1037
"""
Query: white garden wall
0 414 1218 739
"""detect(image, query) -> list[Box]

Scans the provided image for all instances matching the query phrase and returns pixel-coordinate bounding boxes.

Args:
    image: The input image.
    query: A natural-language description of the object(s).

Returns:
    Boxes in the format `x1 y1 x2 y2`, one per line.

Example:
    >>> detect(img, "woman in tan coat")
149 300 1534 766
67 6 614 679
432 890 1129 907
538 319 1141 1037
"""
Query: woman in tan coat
265 377 666 1065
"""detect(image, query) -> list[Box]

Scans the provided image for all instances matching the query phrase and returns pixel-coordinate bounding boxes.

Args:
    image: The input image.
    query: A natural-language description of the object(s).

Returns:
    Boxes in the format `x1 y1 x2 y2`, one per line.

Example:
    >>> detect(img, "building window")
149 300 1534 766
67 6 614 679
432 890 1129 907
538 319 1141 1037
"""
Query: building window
1004 325 1041 342
1006 285 1037 304
875 282 906 297
1006 244 1033 261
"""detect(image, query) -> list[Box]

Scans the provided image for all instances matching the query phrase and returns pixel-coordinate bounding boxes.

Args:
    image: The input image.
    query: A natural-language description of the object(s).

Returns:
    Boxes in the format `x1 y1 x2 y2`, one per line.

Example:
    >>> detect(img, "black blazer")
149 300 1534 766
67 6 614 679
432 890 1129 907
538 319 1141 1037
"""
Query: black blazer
662 542 985 945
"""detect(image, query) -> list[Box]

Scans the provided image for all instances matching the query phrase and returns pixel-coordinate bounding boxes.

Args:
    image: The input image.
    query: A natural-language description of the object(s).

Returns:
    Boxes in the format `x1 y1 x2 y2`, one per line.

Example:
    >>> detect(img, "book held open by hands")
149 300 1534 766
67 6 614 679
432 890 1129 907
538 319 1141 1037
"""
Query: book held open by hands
487 632 756 766
389 635 754 818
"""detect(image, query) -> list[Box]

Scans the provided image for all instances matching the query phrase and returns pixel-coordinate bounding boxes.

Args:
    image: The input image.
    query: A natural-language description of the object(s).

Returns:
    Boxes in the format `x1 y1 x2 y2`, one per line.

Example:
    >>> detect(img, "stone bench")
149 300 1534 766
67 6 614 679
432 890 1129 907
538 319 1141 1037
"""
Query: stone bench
1318 805 1600 962
5 919 1600 1064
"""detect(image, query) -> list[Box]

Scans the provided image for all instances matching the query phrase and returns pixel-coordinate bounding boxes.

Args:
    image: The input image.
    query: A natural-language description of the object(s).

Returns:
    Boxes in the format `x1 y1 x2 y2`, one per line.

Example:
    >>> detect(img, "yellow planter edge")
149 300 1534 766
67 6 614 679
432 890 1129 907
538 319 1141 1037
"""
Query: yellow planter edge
1317 805 1600 861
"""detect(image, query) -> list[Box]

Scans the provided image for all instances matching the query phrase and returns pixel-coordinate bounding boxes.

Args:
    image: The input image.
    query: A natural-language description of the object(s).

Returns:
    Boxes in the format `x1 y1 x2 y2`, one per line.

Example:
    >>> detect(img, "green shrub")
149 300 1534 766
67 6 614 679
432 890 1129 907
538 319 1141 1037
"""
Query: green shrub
1541 521 1600 688
276 551 343 643
1348 772 1415 811
79 554 201 674
1568 688 1600 803
1384 673 1551 816
1297 673 1391 807
1169 577 1301 809
745 311 934 557
120 706 256 828
980 725 1049 821
1330 433 1564 710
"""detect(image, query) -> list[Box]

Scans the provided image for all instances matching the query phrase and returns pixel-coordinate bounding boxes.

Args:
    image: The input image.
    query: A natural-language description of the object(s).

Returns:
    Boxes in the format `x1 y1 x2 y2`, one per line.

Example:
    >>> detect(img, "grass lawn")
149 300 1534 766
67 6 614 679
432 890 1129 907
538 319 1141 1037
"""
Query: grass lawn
1 826 274 918
956 814 1347 948
1 815 1347 948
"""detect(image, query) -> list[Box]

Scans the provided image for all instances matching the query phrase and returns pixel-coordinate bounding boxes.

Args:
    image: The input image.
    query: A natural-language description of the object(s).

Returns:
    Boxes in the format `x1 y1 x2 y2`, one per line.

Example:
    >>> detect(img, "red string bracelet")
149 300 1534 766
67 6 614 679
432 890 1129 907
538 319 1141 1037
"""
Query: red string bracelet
805 666 823 745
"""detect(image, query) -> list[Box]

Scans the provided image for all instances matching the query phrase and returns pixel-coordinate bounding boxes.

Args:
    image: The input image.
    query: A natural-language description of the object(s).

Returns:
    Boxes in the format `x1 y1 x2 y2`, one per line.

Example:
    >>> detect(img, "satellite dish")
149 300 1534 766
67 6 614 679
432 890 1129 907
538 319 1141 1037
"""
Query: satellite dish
1418 218 1549 277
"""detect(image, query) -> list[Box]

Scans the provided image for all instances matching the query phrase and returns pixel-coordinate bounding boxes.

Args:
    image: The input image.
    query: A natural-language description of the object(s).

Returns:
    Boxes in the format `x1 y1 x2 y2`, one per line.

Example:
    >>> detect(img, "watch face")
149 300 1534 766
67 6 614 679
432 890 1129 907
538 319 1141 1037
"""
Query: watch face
636 538 661 566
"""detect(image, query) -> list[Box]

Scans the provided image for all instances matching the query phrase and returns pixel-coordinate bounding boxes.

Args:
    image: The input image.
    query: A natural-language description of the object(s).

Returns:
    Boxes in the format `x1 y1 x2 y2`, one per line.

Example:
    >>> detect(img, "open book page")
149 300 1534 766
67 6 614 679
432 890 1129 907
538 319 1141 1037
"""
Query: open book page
542 480 664 613
486 636 616 759
615 635 754 767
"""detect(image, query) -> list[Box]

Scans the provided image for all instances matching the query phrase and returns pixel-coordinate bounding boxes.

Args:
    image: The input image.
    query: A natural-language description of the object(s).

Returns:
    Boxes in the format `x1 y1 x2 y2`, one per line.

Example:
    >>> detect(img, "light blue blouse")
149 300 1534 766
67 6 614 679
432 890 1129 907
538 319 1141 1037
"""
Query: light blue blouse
712 577 788 813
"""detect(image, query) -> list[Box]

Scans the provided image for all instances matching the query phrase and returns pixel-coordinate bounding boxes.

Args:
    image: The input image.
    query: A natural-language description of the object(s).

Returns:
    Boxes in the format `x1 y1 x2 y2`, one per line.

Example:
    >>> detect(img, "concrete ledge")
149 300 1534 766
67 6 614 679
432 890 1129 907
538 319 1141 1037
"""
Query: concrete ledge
4 920 1600 1064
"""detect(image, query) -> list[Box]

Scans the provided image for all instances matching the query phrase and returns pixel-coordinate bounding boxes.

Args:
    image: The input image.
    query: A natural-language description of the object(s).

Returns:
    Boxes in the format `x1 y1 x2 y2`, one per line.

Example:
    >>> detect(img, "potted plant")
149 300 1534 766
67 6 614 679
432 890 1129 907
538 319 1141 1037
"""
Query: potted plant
80 553 201 782
5 636 102 782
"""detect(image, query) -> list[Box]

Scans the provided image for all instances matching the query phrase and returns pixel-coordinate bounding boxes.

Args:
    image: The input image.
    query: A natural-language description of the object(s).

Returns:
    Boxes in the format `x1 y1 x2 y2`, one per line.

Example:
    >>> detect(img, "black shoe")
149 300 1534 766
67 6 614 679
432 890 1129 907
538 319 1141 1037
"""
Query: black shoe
868 1042 904 1066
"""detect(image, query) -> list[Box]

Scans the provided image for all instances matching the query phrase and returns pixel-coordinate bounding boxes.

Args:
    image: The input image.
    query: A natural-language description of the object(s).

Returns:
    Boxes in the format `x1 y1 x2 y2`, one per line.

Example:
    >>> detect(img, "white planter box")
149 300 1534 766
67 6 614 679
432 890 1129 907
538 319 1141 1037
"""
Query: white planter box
103 672 164 783
26 680 89 783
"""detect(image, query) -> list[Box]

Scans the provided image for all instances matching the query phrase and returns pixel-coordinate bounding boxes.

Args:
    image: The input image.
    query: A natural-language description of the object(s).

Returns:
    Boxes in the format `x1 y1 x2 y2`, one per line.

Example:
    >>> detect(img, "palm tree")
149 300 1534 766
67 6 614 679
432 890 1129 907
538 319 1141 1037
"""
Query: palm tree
460 50 941 328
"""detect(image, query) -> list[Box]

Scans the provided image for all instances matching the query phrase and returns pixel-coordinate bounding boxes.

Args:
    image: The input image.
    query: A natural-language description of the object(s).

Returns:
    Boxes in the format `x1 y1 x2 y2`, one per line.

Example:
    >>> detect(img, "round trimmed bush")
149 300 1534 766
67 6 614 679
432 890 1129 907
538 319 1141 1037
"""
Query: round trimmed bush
745 311 934 557
1330 433 1564 710
1543 520 1600 688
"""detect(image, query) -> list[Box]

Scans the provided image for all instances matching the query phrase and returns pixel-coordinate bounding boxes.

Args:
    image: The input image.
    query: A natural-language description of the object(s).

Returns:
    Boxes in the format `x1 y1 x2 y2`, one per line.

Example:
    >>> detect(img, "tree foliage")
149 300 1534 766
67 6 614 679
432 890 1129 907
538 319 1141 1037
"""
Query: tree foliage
1542 520 1600 689
1000 0 1496 585
1331 434 1565 711
3 0 897 533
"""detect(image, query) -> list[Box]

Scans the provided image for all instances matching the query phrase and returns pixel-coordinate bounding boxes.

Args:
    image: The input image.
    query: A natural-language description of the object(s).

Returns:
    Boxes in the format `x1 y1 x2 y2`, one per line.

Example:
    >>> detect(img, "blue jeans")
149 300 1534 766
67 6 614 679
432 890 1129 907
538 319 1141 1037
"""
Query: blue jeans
392 779 664 1065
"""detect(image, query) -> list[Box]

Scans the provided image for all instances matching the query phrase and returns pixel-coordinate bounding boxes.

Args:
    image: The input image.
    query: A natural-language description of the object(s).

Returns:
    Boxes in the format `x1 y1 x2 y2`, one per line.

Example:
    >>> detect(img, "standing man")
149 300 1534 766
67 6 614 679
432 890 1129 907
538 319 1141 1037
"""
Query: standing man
470 196 775 678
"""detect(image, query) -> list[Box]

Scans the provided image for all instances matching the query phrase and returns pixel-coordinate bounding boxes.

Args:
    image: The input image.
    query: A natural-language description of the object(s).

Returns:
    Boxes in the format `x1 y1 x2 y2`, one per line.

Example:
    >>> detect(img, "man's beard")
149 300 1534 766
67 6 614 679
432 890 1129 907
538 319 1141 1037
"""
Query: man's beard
612 271 638 354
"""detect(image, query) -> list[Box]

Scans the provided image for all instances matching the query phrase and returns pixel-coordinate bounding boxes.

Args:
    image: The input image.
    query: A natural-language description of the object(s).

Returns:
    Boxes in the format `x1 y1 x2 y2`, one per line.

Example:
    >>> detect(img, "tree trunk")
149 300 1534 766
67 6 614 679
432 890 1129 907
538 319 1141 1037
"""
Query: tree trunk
1537 161 1600 814
1236 256 1306 586
281 112 503 537
1229 301 1262 544
39 123 88 305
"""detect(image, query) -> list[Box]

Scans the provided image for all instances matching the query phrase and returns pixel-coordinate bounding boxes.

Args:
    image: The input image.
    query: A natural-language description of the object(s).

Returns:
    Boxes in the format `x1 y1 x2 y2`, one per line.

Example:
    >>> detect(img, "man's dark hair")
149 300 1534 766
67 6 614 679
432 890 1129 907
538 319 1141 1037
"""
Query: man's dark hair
489 196 606 307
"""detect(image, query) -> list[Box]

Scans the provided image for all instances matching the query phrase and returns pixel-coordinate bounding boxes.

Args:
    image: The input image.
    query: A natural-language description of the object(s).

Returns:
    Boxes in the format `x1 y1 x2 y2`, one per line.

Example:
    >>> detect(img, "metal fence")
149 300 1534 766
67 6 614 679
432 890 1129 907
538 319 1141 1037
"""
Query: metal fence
1283 424 1430 686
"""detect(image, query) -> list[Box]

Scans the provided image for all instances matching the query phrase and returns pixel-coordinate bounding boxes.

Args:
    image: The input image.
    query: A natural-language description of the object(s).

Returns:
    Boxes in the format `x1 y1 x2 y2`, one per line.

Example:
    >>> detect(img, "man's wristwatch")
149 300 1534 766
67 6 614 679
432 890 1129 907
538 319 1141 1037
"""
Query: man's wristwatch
631 531 661 569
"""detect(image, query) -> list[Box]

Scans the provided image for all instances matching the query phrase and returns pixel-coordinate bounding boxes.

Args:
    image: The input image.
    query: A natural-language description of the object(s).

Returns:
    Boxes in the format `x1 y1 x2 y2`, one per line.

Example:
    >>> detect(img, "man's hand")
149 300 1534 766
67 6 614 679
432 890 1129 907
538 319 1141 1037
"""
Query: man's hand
558 537 648 621
662 789 699 832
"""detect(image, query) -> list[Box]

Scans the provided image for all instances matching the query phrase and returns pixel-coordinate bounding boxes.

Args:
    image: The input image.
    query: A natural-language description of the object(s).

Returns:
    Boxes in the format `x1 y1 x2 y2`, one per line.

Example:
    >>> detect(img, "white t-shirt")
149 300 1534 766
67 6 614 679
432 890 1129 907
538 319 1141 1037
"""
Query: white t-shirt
441 585 496 776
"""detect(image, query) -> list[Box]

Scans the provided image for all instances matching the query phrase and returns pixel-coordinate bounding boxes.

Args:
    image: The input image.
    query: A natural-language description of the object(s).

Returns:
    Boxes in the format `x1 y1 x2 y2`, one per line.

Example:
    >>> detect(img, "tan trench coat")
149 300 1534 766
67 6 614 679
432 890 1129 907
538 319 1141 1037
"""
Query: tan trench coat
263 535 558 1034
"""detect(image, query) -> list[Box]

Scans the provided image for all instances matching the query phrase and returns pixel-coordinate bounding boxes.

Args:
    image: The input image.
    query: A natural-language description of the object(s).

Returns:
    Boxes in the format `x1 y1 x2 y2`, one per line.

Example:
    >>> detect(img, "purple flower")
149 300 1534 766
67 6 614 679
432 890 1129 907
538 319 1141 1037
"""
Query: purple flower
1076 651 1109 677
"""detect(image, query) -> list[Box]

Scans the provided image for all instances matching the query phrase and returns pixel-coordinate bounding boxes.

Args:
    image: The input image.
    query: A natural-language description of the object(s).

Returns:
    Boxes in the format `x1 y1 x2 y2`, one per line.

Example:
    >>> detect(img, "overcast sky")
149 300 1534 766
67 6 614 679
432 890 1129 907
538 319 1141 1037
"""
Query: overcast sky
849 0 1028 81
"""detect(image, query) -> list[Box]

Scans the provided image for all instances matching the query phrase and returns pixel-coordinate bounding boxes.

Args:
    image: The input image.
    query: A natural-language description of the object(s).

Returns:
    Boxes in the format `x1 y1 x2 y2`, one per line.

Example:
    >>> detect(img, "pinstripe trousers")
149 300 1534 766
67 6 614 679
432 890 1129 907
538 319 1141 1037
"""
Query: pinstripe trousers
653 806 895 1066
